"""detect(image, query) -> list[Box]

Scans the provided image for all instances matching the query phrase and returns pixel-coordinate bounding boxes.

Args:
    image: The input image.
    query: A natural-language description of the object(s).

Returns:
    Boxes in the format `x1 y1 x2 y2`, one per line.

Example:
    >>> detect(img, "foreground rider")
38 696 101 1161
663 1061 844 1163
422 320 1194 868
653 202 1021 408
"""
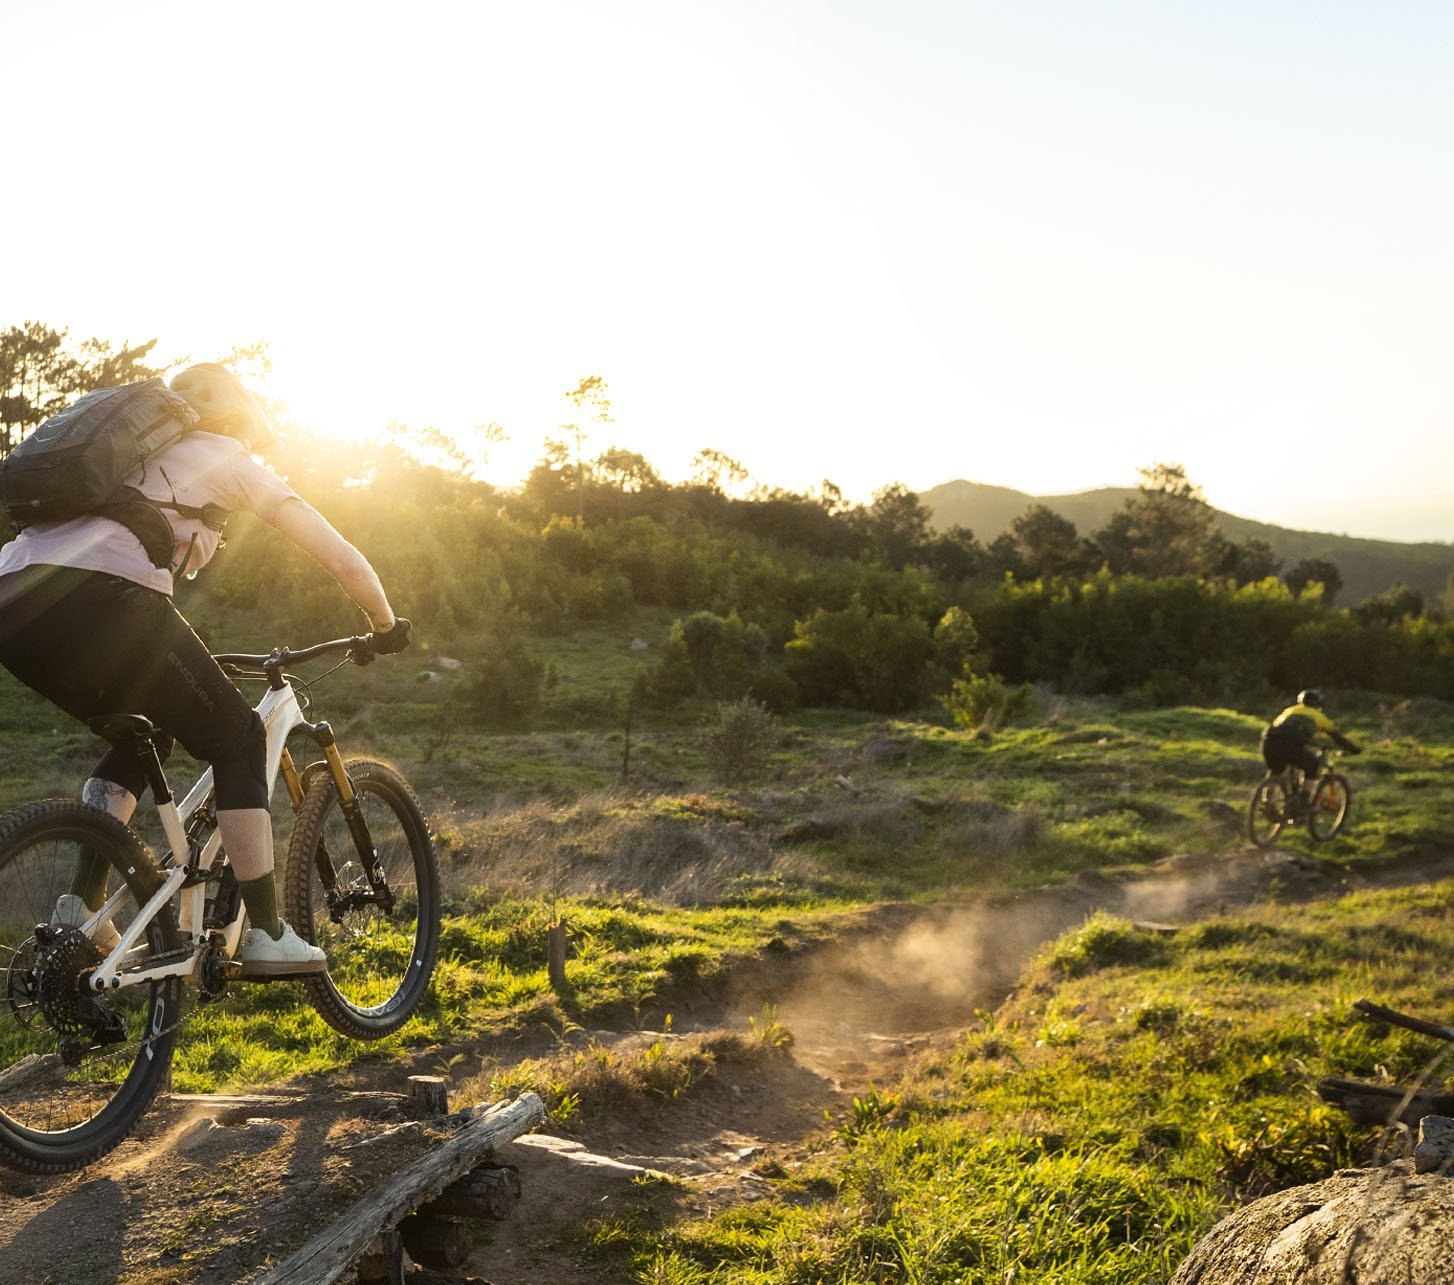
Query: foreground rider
0 364 410 975
1260 689 1361 805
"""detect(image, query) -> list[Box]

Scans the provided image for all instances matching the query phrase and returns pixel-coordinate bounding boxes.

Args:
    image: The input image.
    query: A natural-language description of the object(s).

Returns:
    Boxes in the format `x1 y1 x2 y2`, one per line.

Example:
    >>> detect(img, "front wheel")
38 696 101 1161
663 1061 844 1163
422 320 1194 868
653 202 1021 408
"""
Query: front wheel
1308 773 1351 841
1248 777 1289 848
0 801 180 1173
283 760 439 1039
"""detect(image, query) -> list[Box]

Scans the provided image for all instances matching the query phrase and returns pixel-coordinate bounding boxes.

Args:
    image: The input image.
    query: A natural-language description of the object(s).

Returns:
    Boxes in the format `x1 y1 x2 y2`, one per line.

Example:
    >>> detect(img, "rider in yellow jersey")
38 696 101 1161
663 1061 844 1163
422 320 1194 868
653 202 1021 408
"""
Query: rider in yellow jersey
1260 689 1361 806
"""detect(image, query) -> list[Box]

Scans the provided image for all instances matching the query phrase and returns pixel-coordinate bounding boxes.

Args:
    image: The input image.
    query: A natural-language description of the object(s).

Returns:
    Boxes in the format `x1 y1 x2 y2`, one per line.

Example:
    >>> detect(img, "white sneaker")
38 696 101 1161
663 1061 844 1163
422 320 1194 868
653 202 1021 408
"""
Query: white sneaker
51 893 121 954
238 920 326 977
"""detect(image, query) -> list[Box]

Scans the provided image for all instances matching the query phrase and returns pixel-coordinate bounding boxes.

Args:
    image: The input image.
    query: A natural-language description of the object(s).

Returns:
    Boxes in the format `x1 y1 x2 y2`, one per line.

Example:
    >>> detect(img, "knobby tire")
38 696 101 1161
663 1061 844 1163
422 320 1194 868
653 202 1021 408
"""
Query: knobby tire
0 801 179 1173
283 761 439 1040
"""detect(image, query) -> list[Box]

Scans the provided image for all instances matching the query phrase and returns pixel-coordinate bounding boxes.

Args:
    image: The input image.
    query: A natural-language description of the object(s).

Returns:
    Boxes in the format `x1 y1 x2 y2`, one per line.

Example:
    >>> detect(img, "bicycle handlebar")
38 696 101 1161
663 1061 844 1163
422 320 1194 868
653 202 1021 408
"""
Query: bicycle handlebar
213 634 372 674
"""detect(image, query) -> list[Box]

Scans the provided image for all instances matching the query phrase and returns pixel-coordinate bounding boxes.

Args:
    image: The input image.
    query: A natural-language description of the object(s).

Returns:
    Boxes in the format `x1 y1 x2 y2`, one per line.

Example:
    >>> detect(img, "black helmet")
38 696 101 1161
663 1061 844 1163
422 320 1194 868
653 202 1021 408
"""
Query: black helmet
1297 689 1325 709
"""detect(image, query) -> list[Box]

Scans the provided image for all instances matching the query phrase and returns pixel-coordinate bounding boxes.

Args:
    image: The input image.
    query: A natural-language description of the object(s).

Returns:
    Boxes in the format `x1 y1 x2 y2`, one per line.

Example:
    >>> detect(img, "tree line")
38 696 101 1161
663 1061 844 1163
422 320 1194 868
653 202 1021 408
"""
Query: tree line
3 323 1447 723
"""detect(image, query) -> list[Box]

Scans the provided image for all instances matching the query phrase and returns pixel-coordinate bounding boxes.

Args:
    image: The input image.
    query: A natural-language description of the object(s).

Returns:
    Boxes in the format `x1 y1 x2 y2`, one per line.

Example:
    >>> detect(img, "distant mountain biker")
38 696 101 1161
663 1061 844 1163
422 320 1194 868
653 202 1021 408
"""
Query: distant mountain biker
0 363 411 976
1260 689 1361 806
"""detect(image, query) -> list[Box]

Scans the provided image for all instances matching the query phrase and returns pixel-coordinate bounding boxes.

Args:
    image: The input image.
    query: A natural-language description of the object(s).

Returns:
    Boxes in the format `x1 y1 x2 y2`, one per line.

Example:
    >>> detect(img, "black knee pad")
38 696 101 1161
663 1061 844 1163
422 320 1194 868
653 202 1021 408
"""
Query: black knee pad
207 711 269 811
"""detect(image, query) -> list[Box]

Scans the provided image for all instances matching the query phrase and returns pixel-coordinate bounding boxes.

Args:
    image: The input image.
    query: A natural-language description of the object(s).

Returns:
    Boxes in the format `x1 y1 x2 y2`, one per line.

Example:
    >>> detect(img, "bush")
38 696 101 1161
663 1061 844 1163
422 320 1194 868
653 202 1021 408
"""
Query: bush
460 631 544 721
942 669 1036 733
785 603 935 712
700 698 780 786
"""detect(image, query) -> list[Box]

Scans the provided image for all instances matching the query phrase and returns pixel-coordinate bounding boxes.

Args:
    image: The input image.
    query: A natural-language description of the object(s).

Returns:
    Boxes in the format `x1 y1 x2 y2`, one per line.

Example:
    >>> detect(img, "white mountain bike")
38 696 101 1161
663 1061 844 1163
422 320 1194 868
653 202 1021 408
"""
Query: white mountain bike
0 632 439 1173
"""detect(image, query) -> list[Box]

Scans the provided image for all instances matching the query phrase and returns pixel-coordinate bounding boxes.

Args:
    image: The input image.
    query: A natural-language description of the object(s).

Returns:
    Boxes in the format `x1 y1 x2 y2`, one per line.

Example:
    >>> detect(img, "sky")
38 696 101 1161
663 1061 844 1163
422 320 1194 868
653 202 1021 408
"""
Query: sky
6 0 1453 541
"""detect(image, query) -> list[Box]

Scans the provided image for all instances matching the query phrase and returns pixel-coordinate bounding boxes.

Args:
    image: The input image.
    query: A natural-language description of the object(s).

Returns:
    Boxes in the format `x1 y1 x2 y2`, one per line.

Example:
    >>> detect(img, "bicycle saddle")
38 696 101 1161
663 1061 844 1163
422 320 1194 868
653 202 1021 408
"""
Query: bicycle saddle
88 714 158 741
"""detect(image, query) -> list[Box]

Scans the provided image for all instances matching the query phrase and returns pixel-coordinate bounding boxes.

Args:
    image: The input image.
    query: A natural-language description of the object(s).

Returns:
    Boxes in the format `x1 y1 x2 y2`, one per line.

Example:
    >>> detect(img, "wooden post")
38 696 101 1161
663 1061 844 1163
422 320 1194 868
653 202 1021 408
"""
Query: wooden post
398 1214 470 1270
418 1165 521 1220
547 923 567 988
621 690 633 784
353 1229 405 1285
407 1076 450 1117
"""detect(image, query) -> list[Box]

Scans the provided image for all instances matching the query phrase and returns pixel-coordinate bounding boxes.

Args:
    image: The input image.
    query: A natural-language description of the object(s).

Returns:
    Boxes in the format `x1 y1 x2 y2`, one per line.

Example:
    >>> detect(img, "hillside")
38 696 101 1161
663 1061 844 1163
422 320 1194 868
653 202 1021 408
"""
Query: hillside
920 478 1454 606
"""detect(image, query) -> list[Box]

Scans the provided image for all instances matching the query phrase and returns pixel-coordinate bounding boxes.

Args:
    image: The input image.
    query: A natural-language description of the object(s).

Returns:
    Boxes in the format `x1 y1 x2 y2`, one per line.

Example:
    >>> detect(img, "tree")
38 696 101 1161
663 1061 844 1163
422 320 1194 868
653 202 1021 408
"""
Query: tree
1355 583 1424 624
1285 557 1344 605
0 323 168 456
1210 537 1280 585
562 375 612 524
1093 463 1221 578
922 525 984 581
690 448 750 495
1009 504 1096 579
856 482 932 570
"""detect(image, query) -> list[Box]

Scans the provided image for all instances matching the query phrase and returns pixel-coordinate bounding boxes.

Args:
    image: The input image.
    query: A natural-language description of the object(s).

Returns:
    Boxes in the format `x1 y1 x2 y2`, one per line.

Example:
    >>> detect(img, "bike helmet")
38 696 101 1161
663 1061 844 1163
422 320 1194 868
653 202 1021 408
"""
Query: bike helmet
1297 688 1325 709
169 363 273 449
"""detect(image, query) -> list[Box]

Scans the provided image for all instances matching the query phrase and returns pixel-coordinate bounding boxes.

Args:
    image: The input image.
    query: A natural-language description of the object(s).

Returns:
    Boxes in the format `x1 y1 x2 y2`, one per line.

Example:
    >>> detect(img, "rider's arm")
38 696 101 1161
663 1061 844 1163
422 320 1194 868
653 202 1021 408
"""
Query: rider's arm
269 497 396 630
1312 708 1362 754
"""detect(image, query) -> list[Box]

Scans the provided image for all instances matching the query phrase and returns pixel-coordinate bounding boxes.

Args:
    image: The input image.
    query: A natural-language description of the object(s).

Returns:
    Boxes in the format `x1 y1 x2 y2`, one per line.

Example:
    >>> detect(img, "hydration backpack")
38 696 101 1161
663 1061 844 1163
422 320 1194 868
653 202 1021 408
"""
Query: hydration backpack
0 379 226 568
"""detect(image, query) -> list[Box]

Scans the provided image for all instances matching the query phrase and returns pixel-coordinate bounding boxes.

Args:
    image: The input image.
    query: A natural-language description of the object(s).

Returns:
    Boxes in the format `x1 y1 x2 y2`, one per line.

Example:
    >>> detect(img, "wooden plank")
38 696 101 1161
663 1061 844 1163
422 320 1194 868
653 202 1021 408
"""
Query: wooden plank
250 1093 545 1285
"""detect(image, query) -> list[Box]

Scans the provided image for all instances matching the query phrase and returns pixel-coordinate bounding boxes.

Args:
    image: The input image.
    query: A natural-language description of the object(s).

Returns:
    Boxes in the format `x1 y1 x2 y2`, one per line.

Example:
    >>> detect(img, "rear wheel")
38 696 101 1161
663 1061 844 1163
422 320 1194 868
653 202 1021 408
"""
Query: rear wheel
283 761 438 1039
1308 773 1351 841
1248 777 1289 848
0 801 180 1173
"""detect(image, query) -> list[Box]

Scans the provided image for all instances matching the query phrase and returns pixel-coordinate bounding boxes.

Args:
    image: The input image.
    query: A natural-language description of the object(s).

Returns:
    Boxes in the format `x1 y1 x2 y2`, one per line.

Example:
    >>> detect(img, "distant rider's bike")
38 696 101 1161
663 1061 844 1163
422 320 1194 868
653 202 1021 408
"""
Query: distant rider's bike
1247 750 1351 848
0 633 439 1173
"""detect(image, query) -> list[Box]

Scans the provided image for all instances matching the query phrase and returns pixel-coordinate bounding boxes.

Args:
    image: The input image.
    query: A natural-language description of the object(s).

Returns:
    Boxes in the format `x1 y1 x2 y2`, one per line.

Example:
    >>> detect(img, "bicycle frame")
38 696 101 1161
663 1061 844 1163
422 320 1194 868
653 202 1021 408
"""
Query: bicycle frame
81 643 373 995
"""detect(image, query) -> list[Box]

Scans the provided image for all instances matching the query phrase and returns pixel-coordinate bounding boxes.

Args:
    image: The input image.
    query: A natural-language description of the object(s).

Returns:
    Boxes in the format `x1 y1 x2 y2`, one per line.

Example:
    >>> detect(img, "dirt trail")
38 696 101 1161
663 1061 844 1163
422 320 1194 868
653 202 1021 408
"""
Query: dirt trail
2 843 1451 1285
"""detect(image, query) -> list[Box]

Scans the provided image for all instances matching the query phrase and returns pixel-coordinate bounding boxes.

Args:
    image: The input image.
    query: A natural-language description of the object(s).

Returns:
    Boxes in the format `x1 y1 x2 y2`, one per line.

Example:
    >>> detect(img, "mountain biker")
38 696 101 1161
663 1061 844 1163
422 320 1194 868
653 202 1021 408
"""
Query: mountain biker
0 363 411 976
1260 689 1361 806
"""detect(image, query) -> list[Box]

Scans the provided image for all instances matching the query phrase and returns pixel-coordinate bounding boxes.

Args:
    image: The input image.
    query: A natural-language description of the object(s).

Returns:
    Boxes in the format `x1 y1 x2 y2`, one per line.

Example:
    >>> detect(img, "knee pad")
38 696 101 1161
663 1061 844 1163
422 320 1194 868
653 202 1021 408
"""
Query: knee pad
209 711 269 811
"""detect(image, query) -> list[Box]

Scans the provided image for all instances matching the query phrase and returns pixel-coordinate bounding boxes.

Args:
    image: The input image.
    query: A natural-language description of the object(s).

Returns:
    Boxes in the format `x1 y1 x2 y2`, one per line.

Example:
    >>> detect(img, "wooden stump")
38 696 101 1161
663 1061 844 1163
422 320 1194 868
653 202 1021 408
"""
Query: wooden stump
398 1215 470 1270
546 923 567 988
407 1076 450 1117
419 1166 521 1221
354 1229 405 1285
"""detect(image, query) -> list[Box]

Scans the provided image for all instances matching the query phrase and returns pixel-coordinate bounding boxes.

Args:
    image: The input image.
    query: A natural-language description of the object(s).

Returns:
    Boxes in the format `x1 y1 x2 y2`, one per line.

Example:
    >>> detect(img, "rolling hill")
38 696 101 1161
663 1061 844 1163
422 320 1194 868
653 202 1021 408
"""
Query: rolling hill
919 479 1454 607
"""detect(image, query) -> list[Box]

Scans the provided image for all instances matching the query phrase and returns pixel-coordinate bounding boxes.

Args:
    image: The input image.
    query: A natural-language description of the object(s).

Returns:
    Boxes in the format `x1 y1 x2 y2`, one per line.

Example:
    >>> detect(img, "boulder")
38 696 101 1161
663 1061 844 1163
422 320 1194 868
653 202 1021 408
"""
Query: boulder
1173 1159 1454 1283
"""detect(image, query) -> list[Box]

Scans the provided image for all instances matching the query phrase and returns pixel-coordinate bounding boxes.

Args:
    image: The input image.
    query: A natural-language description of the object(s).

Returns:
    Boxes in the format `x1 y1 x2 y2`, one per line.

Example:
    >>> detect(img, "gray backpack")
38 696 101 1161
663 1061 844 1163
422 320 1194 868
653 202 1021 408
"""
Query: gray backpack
0 380 225 567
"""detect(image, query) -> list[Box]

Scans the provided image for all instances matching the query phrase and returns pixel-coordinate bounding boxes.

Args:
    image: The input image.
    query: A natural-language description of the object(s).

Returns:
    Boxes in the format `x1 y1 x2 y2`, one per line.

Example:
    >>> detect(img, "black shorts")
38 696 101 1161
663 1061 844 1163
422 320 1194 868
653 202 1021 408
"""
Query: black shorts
0 566 267 810
1260 726 1322 781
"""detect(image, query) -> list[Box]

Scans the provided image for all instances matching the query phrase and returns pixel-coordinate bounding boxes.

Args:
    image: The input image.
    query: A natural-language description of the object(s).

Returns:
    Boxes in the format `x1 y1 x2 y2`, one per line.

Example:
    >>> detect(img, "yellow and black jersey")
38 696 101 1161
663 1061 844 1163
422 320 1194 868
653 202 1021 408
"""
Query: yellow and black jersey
1269 702 1340 742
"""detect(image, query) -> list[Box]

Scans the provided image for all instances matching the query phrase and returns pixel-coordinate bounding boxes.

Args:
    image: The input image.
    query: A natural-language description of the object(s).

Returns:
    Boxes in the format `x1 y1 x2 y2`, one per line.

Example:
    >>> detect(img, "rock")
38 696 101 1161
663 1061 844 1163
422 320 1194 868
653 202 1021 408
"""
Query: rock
1415 1115 1454 1173
416 670 442 683
1206 800 1242 828
436 656 463 671
1172 1160 1454 1283
174 1115 284 1153
630 638 649 651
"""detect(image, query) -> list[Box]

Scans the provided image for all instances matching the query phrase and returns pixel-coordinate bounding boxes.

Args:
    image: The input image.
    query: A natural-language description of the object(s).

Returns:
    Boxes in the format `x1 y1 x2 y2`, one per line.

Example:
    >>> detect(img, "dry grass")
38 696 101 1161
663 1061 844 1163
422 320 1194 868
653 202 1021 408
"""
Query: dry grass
437 790 818 905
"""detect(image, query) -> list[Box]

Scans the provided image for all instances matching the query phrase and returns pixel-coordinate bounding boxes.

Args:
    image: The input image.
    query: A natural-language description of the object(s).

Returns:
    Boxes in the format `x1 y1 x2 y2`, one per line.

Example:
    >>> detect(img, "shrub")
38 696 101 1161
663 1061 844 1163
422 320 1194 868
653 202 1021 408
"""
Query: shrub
700 698 780 786
942 669 1036 733
460 630 544 721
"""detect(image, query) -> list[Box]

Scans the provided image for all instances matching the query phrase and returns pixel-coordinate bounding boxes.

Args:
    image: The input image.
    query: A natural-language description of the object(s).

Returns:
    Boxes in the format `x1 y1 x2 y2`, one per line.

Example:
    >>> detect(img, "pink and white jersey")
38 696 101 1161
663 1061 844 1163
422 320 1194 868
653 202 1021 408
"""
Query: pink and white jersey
0 432 298 596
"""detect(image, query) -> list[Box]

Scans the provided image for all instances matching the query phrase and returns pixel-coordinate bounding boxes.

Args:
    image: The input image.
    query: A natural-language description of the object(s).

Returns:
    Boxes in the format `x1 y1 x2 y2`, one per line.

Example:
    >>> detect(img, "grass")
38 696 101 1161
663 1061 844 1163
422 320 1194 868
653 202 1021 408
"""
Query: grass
1 611 1452 1277
171 896 842 1091
585 884 1454 1282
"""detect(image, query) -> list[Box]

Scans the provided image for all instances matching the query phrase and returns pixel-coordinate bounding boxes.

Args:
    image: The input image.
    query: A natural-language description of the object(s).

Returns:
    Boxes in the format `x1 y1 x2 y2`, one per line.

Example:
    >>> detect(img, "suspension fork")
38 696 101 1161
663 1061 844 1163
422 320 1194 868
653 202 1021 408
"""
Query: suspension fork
297 721 396 915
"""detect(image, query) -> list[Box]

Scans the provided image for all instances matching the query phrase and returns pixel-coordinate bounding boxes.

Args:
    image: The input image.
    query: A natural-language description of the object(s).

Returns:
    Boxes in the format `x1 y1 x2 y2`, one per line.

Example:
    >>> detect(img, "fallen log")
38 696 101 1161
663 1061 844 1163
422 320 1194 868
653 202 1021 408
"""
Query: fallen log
250 1092 545 1285
1316 1076 1454 1127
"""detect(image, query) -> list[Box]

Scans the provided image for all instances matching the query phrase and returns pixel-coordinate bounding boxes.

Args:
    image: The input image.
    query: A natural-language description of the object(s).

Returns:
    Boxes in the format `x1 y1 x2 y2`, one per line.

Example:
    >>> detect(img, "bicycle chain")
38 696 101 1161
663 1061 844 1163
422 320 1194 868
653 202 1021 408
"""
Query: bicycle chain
10 944 204 1081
